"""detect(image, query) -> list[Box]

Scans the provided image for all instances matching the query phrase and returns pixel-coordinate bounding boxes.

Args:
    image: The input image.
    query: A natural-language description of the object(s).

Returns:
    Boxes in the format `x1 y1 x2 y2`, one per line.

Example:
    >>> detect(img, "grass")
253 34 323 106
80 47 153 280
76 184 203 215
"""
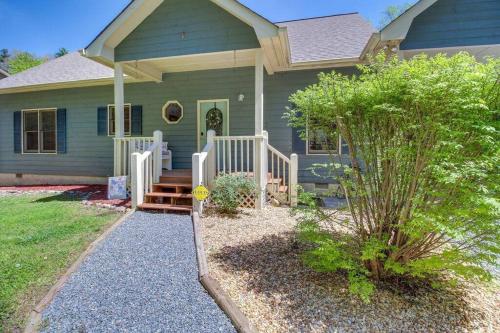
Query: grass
0 193 122 332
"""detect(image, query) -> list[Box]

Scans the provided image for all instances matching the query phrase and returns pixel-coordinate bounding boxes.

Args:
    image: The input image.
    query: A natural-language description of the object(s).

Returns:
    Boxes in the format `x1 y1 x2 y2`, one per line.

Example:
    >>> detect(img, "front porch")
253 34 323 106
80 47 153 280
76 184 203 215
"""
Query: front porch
109 50 298 214
113 128 298 213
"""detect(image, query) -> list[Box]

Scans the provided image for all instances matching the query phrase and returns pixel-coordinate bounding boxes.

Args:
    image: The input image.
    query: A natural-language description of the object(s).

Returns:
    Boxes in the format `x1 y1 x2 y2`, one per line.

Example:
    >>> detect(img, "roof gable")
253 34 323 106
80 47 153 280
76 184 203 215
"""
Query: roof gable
84 0 286 73
400 0 500 50
380 0 439 41
114 0 260 62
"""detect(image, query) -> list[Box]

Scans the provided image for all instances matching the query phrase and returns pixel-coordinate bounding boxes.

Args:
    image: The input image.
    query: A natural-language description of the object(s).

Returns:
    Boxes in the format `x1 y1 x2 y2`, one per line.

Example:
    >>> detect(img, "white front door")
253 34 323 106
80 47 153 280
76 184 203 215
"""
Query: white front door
197 99 229 151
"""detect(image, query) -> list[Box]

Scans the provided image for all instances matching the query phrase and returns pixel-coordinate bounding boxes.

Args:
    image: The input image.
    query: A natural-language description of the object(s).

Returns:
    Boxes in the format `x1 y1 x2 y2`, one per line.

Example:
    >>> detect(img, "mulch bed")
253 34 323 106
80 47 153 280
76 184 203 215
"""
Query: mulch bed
201 206 499 333
0 185 131 211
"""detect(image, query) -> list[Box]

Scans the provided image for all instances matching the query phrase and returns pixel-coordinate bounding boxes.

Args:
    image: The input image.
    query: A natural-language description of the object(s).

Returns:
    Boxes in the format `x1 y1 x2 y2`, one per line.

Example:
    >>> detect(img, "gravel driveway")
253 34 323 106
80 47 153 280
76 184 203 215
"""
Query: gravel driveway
41 212 235 333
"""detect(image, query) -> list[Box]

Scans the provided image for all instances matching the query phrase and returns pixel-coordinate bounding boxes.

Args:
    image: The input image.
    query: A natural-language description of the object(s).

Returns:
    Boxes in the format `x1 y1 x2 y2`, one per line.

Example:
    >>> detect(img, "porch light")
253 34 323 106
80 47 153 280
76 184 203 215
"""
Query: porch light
238 93 245 102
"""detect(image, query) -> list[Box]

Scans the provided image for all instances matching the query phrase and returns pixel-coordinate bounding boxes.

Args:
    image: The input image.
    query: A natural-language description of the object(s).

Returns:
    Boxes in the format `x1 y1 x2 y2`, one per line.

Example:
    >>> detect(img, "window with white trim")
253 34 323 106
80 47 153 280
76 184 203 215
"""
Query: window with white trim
108 104 131 136
307 119 340 155
23 109 57 154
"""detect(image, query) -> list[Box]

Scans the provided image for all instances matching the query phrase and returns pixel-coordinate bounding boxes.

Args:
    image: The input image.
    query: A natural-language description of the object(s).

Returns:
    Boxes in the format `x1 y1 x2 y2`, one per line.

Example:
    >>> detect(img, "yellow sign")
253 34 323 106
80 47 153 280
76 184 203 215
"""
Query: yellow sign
192 185 210 201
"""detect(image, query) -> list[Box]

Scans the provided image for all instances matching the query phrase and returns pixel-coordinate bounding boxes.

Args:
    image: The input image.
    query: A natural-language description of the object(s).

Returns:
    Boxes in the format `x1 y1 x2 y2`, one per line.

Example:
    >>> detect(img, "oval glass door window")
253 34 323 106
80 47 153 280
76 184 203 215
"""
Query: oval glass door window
206 107 223 136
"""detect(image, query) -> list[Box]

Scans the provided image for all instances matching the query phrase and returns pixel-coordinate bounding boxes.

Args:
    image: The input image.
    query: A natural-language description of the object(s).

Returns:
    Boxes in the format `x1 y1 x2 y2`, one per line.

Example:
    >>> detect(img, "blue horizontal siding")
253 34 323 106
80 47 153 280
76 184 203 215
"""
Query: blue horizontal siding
0 66 356 184
115 0 260 62
265 67 357 183
400 0 500 50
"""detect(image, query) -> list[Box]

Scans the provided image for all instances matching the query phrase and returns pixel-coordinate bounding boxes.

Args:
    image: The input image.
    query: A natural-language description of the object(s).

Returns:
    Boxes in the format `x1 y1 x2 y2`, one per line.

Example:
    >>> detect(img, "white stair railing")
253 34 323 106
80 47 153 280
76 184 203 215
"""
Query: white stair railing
268 143 298 206
130 131 163 208
192 130 298 214
192 130 216 215
211 133 267 208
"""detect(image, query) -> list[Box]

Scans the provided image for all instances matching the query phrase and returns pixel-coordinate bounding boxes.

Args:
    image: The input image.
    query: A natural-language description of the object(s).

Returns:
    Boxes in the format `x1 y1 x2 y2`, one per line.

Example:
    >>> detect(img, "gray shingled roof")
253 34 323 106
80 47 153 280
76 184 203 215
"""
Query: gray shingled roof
0 52 113 90
277 13 375 64
0 12 375 92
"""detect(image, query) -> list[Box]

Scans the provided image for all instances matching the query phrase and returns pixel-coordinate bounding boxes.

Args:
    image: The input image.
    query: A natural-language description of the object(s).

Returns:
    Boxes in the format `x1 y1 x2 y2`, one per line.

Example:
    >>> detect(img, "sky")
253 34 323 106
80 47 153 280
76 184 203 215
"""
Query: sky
0 0 412 56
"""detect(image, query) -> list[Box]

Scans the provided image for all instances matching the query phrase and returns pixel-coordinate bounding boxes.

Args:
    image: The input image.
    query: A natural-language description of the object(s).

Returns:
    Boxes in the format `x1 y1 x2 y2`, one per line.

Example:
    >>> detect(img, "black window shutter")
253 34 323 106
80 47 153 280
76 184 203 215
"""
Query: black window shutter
131 105 143 136
13 111 22 154
57 108 67 154
97 106 108 136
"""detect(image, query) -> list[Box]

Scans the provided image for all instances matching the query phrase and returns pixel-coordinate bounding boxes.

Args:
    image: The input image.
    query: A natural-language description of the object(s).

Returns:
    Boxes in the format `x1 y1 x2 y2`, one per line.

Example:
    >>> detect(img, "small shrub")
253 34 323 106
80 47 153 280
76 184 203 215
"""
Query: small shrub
211 174 257 214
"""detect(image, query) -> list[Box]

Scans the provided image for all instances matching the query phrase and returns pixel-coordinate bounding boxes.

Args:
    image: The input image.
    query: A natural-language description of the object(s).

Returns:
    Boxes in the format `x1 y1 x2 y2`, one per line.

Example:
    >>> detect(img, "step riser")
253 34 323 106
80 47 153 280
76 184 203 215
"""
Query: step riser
160 176 192 184
138 202 192 213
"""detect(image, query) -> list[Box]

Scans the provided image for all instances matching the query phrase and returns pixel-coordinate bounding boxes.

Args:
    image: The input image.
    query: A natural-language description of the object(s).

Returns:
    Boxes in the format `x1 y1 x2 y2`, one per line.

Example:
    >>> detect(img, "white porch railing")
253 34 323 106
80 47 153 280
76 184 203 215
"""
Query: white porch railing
114 136 156 177
193 130 298 214
127 131 163 208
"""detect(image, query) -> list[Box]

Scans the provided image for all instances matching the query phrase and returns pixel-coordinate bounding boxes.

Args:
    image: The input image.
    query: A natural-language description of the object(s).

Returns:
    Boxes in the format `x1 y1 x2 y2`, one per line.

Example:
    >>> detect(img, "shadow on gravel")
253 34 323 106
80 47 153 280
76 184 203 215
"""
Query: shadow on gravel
211 232 481 332
33 193 84 203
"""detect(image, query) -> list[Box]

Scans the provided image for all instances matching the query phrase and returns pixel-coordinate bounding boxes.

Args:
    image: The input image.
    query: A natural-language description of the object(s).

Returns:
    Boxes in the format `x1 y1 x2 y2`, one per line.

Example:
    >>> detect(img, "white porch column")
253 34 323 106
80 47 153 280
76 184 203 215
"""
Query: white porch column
255 50 264 135
254 50 266 208
114 63 125 138
113 63 125 176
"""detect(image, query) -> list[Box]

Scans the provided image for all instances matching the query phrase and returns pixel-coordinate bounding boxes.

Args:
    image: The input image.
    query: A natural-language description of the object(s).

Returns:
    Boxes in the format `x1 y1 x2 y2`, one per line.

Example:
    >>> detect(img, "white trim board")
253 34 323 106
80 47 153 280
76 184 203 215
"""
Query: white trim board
125 49 261 74
0 76 143 95
400 44 500 59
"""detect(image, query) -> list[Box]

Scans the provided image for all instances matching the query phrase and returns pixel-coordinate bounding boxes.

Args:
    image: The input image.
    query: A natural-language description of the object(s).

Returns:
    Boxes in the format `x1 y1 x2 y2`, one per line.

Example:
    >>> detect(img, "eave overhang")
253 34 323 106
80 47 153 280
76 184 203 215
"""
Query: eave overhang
362 0 439 57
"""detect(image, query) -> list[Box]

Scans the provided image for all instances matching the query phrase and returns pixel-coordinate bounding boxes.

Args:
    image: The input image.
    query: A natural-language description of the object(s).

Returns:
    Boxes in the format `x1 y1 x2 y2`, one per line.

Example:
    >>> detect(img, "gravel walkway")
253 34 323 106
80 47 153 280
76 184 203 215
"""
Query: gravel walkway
41 212 235 333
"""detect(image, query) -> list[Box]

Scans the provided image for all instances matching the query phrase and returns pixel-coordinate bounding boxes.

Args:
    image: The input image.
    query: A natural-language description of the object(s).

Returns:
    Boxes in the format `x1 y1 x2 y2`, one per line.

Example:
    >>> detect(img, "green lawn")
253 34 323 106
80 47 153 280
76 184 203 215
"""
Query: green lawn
0 193 122 332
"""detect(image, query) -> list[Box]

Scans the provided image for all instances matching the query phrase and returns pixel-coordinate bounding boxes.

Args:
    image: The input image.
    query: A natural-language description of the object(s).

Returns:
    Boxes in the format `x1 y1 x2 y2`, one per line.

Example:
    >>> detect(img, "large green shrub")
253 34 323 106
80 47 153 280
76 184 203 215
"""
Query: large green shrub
211 174 257 214
286 53 499 302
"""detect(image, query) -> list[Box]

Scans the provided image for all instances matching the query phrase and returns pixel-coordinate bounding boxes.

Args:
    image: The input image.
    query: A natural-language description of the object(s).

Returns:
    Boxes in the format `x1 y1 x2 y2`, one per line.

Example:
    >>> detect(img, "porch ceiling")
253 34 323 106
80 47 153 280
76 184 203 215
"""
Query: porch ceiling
121 49 259 74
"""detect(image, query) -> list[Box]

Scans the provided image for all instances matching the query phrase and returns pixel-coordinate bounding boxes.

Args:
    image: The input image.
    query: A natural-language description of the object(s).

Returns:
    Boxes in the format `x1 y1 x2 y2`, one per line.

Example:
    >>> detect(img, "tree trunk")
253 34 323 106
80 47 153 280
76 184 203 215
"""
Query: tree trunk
368 259 385 281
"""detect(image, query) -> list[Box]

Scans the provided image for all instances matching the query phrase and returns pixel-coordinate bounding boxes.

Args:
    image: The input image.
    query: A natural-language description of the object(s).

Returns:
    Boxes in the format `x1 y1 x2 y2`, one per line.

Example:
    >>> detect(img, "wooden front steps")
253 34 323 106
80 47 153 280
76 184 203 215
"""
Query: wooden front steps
138 170 194 214
137 169 290 213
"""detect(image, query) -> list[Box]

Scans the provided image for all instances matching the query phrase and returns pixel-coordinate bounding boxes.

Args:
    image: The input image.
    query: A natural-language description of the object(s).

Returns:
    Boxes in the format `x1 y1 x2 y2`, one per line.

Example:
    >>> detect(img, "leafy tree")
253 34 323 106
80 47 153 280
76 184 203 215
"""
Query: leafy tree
8 52 46 74
0 49 10 64
55 47 69 58
286 53 500 302
379 2 414 28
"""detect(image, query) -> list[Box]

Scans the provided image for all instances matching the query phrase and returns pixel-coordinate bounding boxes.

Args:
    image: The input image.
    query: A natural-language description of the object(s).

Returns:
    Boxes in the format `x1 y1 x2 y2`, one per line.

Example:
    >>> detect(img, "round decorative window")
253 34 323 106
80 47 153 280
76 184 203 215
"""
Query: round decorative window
162 101 183 124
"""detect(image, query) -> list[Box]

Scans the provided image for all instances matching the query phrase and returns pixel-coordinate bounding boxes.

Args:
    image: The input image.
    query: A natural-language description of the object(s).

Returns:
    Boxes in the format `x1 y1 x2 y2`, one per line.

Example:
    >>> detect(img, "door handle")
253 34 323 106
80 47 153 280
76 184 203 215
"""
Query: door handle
201 132 204 137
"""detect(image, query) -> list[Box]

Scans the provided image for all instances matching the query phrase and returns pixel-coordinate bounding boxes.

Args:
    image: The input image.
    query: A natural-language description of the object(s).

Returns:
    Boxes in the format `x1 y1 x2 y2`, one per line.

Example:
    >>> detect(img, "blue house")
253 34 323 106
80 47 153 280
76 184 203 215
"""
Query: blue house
0 0 498 213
